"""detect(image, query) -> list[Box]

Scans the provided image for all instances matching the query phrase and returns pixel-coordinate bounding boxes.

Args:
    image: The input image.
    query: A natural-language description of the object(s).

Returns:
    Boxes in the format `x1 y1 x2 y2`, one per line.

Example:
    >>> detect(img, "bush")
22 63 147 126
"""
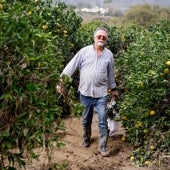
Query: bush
116 21 170 166
0 0 82 169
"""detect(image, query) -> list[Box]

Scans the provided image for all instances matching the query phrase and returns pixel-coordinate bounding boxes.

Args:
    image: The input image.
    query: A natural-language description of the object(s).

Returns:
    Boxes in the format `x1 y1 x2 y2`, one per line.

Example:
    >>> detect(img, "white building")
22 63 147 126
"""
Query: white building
76 6 108 15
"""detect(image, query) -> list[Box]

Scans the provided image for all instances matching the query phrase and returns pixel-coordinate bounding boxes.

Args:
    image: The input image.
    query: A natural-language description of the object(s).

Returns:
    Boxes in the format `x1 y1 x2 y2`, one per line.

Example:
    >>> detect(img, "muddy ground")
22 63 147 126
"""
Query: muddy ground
21 112 170 170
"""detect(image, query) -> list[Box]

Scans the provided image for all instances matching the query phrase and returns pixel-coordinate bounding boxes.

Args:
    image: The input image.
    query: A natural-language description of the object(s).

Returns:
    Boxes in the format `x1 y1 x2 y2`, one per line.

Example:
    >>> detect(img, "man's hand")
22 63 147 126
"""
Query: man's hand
56 84 63 94
111 90 119 99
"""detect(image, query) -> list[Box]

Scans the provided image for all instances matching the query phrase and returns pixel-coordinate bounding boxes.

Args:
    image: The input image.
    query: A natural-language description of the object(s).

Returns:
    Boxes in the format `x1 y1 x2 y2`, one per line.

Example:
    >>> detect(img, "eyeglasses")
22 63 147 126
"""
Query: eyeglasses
96 35 107 41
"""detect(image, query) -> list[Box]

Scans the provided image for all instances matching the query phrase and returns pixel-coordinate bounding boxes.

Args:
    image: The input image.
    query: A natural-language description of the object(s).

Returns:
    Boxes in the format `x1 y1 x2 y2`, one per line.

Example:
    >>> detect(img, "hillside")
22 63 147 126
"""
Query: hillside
56 0 170 10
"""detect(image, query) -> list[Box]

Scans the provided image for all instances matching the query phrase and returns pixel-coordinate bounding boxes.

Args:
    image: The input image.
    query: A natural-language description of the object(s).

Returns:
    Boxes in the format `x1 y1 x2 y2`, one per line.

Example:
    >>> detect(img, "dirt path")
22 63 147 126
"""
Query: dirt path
24 113 157 170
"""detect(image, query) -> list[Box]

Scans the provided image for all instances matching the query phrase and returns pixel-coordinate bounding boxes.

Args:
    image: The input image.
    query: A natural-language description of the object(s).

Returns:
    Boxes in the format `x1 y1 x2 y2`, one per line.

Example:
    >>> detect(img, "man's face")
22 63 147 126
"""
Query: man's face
94 30 108 47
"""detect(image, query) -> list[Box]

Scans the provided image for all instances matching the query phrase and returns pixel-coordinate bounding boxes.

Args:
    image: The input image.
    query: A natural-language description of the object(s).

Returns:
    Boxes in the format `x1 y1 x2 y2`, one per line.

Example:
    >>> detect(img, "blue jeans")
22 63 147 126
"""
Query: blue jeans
80 93 108 129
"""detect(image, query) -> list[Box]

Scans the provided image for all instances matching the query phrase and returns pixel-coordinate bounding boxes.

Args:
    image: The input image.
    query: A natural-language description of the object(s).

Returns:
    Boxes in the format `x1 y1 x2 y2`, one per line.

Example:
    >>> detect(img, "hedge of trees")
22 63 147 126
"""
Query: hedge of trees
0 0 169 169
0 0 82 169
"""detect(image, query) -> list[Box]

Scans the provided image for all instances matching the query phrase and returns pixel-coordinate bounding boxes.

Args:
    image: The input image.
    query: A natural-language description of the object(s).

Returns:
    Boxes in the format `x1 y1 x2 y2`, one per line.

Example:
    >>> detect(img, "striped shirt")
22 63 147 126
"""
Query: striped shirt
61 44 116 98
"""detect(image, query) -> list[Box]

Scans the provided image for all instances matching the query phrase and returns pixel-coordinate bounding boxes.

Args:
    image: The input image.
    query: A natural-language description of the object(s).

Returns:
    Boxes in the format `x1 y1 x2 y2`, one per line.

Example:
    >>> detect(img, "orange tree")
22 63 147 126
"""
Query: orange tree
0 0 82 169
116 21 170 167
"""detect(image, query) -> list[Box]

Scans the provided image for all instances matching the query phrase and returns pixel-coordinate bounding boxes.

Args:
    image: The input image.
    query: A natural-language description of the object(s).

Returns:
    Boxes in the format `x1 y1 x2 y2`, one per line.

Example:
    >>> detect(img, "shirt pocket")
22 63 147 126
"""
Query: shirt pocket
98 64 108 73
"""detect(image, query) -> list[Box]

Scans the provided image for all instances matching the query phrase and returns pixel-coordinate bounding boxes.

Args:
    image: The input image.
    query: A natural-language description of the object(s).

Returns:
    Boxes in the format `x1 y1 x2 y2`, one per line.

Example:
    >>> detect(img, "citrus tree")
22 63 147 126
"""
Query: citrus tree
0 0 82 169
116 21 170 167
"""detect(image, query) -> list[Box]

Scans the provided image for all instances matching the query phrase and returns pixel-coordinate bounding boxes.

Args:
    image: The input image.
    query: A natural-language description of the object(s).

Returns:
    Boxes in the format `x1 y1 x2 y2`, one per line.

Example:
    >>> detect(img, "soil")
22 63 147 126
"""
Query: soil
23 113 166 170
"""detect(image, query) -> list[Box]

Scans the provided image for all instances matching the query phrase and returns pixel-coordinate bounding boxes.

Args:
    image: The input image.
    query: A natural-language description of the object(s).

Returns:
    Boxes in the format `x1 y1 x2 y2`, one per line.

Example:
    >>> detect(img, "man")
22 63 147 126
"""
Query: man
57 27 119 156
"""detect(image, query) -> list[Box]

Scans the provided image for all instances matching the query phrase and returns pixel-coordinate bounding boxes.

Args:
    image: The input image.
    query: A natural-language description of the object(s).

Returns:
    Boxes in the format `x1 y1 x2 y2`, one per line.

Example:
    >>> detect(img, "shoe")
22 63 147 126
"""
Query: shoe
82 126 91 147
82 140 91 147
99 128 110 157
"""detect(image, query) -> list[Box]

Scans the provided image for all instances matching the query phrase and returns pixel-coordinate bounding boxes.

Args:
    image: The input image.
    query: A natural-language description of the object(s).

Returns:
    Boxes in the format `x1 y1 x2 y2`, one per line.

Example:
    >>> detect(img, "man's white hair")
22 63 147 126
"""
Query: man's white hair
94 27 109 37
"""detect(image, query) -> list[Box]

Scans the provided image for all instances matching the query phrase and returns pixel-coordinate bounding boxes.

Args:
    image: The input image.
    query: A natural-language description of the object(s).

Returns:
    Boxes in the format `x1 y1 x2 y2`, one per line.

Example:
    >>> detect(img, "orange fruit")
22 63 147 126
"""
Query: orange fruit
149 110 156 116
137 121 142 127
143 129 148 133
0 4 3 10
138 81 144 88
121 136 126 141
130 156 135 161
42 25 48 30
164 68 169 74
145 161 151 165
150 145 155 150
27 11 32 15
121 115 127 120
166 61 170 66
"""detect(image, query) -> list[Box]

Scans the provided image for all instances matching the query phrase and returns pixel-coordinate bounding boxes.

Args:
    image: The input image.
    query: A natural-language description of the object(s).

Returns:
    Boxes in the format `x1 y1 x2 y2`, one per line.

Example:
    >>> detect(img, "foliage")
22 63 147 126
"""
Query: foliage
58 74 84 118
124 4 170 26
0 0 82 169
107 24 142 55
0 0 170 168
116 21 170 166
104 0 112 3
